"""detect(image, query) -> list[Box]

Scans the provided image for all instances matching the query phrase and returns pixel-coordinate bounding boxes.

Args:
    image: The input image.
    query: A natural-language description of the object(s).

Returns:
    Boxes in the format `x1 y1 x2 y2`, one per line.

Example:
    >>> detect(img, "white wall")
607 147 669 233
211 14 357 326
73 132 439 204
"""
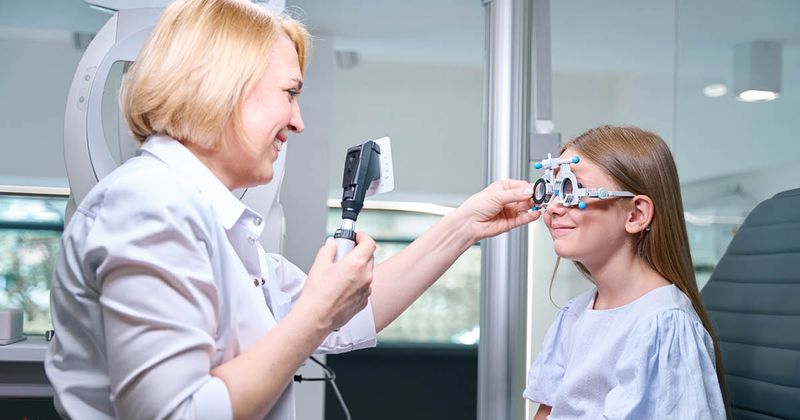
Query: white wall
0 28 82 187
552 71 674 146
674 43 800 183
329 60 485 206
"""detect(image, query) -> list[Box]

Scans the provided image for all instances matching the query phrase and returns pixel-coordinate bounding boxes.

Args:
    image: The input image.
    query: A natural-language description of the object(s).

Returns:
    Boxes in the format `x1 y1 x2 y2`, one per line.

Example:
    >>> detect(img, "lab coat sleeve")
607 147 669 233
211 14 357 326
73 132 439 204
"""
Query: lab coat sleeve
89 181 232 420
267 253 378 354
316 297 378 354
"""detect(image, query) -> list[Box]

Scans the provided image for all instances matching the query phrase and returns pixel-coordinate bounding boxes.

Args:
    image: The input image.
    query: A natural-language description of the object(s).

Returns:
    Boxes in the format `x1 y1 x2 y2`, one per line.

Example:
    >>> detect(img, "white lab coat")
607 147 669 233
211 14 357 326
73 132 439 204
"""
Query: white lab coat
45 135 377 420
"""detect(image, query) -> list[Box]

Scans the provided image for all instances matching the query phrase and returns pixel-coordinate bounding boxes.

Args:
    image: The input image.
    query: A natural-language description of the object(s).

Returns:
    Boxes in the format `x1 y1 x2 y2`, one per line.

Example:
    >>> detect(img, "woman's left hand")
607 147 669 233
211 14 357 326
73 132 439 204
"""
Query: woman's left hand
452 179 541 242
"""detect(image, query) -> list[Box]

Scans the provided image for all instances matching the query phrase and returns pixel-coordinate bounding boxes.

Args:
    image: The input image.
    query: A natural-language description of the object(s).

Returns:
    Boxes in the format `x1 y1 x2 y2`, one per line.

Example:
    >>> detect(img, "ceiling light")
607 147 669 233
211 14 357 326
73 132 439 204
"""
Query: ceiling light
734 41 782 102
703 83 728 98
737 90 780 102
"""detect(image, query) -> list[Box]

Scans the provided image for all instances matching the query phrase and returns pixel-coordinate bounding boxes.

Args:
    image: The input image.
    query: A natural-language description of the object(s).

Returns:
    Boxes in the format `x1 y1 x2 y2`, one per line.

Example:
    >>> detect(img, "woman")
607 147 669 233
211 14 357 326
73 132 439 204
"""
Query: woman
524 126 726 419
44 1 539 419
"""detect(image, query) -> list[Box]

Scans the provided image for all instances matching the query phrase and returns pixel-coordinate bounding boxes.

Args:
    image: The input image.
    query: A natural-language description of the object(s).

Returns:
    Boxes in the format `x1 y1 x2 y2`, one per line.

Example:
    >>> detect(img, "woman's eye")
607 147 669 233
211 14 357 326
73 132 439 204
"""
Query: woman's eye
287 89 301 100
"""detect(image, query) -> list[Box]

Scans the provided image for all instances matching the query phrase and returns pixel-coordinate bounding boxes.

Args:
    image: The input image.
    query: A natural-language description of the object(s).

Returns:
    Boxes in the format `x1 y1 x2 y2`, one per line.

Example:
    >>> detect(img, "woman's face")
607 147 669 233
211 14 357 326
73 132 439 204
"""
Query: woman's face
543 148 633 267
223 33 305 189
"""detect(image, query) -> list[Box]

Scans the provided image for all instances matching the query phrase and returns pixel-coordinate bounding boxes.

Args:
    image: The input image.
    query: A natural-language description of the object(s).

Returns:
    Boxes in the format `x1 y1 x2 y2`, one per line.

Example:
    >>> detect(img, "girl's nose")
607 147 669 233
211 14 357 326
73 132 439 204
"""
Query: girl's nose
546 197 566 216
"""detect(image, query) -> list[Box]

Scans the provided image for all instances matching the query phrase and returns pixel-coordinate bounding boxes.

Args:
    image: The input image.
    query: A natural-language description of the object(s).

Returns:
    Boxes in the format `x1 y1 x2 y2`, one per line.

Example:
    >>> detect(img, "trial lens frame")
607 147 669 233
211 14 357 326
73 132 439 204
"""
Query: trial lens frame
531 154 634 210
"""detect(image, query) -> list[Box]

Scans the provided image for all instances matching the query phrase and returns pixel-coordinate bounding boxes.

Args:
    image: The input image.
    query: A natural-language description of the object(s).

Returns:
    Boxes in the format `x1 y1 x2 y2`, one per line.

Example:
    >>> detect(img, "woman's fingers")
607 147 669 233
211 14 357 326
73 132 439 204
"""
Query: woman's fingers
352 232 376 258
318 237 337 262
494 179 532 191
491 185 535 207
514 208 541 227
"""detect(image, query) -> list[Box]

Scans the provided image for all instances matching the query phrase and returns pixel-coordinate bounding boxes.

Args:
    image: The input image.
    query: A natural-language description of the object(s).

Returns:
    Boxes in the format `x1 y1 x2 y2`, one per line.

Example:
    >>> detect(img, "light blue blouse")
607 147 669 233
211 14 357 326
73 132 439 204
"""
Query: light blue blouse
524 285 726 419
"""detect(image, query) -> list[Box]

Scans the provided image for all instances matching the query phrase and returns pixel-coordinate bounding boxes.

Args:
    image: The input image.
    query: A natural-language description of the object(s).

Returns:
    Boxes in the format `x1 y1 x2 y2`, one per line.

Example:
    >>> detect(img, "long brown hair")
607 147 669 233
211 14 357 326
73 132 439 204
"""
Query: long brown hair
561 125 728 408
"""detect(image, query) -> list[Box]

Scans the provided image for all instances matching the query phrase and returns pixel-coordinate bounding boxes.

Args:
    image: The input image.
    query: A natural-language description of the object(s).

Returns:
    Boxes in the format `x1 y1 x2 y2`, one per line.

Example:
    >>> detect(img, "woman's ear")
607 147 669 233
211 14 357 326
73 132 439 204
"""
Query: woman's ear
625 195 654 234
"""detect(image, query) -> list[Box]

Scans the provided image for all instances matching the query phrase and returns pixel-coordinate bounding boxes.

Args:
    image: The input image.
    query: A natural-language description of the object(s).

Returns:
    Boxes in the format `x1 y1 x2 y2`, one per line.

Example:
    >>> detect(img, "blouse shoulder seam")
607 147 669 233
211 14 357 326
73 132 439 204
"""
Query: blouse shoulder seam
637 307 703 331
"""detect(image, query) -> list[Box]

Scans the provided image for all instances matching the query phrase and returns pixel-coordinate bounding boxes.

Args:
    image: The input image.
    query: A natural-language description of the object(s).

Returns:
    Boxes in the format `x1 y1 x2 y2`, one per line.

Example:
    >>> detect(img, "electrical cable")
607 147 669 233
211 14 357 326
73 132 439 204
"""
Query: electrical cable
294 356 351 420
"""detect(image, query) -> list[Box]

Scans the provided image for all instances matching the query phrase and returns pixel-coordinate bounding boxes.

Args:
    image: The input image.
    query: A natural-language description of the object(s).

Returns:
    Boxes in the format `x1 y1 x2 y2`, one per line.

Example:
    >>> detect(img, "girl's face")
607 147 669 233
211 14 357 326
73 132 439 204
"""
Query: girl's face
222 33 305 190
543 148 634 267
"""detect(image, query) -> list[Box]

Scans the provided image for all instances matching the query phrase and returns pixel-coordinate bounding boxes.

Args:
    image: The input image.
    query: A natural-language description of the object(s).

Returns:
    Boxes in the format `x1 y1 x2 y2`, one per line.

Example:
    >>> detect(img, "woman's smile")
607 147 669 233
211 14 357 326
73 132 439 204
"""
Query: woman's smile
272 131 288 158
273 139 283 156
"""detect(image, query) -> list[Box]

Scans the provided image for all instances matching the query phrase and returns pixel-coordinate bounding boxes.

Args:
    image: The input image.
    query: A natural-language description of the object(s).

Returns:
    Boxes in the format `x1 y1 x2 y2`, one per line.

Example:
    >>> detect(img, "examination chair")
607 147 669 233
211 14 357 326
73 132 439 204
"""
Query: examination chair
701 188 800 420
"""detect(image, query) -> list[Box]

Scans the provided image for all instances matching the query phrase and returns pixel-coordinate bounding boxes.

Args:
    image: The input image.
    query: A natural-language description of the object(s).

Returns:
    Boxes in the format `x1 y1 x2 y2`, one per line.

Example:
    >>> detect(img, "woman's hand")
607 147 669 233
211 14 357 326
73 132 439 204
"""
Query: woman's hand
451 179 540 242
211 233 375 420
297 233 376 333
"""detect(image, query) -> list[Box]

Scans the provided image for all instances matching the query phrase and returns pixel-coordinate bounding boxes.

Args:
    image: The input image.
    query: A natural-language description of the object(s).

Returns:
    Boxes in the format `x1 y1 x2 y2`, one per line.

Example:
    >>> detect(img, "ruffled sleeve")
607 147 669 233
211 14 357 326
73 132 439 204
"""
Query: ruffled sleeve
523 302 577 406
603 309 726 419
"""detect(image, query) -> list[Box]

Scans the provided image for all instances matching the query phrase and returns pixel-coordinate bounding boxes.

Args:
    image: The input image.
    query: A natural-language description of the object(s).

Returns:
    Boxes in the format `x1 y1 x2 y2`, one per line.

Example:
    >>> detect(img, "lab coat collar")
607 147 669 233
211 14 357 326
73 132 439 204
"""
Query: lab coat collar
139 134 252 231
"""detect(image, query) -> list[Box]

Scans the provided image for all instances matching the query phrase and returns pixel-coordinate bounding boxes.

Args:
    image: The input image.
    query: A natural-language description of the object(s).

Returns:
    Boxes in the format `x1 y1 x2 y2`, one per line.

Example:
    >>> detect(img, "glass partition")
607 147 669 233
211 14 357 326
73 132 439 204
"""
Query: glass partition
327 206 481 345
287 0 486 206
536 0 799 329
0 193 484 341
676 0 800 289
291 0 487 346
0 193 67 335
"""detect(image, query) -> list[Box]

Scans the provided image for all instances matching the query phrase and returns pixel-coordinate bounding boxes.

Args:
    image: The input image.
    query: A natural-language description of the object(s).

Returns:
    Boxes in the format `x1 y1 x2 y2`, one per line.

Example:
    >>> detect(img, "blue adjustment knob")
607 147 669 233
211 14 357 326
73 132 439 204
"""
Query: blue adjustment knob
534 162 543 169
578 201 587 210
531 205 538 212
572 156 580 164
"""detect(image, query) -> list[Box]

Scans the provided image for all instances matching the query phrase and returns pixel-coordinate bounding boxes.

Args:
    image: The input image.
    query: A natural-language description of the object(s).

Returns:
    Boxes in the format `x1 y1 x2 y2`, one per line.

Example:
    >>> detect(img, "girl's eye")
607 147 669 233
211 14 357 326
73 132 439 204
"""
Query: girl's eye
577 182 583 189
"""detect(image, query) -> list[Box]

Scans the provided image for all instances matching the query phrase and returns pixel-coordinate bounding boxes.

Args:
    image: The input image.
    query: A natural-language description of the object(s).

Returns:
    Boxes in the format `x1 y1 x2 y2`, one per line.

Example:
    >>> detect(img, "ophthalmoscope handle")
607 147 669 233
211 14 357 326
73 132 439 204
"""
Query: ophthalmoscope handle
333 226 356 262
334 237 355 262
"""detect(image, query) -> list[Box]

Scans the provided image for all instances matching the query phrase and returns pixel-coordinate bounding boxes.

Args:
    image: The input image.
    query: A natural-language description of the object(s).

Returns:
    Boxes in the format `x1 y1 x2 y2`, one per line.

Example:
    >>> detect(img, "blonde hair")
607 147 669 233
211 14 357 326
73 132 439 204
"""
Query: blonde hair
120 0 310 148
558 125 728 410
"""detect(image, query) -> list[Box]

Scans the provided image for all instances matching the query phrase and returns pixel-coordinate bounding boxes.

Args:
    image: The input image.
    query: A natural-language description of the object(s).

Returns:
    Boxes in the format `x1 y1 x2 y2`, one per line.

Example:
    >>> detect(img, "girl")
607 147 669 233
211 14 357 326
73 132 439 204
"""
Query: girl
524 126 727 419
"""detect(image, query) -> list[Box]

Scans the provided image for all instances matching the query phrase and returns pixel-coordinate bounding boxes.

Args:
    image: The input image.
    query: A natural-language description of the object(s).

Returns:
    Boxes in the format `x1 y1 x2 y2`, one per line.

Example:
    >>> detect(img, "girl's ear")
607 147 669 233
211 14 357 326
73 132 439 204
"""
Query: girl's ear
625 195 654 234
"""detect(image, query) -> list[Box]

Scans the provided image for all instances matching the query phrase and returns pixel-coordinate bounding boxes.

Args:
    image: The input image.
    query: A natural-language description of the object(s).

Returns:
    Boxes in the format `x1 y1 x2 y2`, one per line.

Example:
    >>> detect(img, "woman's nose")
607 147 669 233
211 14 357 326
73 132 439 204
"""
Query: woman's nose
289 103 304 133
